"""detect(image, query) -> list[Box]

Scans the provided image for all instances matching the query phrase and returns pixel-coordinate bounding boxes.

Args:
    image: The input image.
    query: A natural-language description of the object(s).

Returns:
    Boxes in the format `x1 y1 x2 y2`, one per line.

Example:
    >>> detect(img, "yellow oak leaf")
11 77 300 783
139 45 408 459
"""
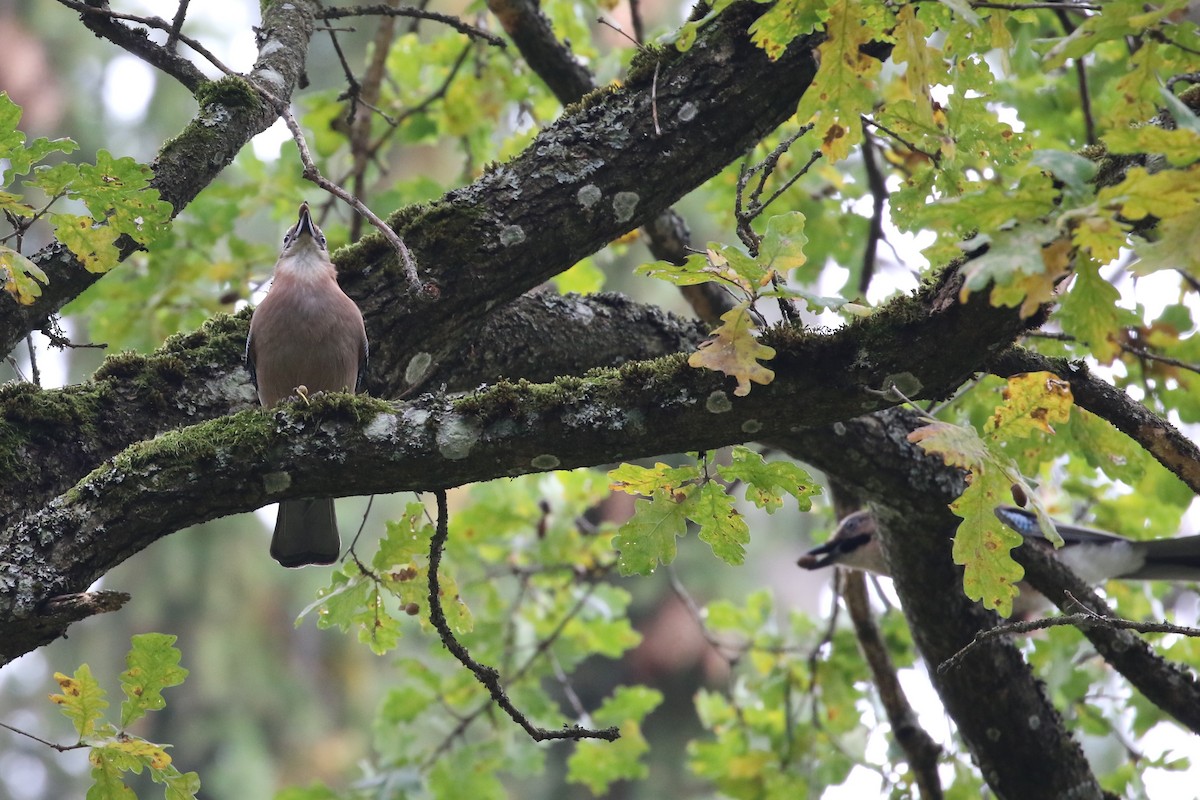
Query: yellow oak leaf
985 371 1073 439
688 302 776 397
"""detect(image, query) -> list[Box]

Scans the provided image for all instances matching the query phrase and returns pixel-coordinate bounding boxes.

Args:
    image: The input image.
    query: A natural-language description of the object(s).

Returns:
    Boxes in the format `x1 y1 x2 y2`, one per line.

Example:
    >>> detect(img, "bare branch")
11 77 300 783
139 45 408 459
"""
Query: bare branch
735 125 817 256
427 490 619 743
281 109 425 296
970 1 1099 9
0 721 88 753
1120 341 1200 375
487 0 592 102
861 114 940 164
859 121 887 296
54 0 232 91
318 4 505 47
1013 541 1200 735
166 0 191 51
939 609 1200 675
843 571 944 800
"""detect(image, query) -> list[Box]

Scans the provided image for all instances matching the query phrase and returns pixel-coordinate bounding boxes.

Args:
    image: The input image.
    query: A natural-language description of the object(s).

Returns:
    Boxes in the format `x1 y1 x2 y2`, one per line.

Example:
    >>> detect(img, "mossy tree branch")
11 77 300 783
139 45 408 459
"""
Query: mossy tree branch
0 293 706 533
1 259 1043 662
2 0 827 524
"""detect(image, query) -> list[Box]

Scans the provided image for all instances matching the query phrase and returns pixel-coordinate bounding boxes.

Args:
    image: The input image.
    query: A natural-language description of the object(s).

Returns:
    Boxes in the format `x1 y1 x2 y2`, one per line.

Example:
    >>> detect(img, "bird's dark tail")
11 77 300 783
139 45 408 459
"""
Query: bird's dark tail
271 498 340 568
1133 536 1200 581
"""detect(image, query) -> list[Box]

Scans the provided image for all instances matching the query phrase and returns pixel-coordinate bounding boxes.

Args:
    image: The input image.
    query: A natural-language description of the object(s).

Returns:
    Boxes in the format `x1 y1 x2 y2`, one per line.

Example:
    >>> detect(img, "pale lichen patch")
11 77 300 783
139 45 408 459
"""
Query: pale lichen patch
436 414 482 460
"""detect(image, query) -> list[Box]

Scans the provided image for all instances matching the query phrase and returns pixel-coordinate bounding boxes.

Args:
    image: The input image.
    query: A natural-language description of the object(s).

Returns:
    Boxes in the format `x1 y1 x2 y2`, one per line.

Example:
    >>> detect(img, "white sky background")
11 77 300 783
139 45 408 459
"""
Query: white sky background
10 2 1200 798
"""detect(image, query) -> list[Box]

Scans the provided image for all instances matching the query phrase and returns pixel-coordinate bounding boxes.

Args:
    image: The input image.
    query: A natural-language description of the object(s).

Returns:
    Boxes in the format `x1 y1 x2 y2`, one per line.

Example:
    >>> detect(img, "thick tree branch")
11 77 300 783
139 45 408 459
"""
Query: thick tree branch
1015 542 1200 734
485 0 733 324
59 0 210 91
0 293 703 534
0 264 1041 662
487 0 593 99
778 413 1104 800
1 0 833 524
990 347 1200 494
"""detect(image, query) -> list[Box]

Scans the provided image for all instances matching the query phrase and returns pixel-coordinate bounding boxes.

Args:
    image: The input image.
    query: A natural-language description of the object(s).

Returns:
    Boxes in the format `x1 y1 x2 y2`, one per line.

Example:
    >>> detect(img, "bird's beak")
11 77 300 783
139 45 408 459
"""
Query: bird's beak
797 541 842 570
295 202 317 240
796 532 873 570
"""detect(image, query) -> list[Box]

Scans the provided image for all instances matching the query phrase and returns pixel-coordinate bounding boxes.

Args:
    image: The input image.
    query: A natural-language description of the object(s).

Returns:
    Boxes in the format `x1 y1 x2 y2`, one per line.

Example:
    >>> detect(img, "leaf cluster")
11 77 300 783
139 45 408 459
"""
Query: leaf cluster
47 634 199 800
0 94 171 306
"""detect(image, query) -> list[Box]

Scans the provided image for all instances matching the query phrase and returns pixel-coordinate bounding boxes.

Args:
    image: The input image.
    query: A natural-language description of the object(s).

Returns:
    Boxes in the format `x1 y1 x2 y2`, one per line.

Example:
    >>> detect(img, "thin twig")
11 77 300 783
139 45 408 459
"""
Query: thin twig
734 126 816 254
843 570 944 799
1052 8 1096 145
805 569 842 694
1120 342 1200 375
651 60 661 136
938 612 1200 674
757 149 822 215
0 720 87 752
549 652 589 719
1072 58 1096 145
41 327 106 351
4 357 27 382
1023 330 1074 342
507 571 608 685
405 0 434 34
859 120 887 296
333 42 472 214
861 114 940 164
64 0 424 287
323 10 363 126
281 109 425 295
318 4 505 47
628 0 646 42
666 564 747 664
425 566 610 767
347 0 403 240
166 0 191 51
24 335 40 387
55 0 233 87
0 193 67 245
343 494 376 558
597 18 659 135
427 490 619 743
1178 268 1200 294
970 1 1099 9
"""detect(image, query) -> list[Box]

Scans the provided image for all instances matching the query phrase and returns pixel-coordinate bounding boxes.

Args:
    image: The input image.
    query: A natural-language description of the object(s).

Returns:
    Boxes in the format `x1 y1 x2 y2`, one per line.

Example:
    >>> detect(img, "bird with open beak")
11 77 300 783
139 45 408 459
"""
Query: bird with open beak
246 202 368 567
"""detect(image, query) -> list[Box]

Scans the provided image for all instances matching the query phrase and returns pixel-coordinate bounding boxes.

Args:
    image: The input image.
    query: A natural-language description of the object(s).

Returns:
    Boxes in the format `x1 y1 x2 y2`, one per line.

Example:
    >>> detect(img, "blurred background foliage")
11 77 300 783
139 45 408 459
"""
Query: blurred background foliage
1 0 1199 798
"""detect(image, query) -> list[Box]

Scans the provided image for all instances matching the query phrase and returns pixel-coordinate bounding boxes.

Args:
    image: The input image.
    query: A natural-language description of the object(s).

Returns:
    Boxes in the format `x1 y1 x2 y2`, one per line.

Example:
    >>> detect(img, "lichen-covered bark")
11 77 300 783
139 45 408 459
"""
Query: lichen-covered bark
339 3 825 394
1 2 822 525
1 260 1044 661
0 294 704 531
0 1 829 534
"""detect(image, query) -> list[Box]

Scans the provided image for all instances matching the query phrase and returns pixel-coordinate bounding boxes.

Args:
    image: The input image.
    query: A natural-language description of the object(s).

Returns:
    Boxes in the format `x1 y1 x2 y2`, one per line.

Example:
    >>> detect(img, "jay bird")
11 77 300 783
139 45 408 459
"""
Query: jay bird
798 507 1200 616
246 202 368 567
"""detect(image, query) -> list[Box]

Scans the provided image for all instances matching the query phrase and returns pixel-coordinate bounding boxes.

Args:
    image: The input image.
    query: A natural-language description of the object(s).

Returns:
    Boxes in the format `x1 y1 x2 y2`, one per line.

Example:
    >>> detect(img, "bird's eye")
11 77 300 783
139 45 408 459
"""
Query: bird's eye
318 234 327 247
